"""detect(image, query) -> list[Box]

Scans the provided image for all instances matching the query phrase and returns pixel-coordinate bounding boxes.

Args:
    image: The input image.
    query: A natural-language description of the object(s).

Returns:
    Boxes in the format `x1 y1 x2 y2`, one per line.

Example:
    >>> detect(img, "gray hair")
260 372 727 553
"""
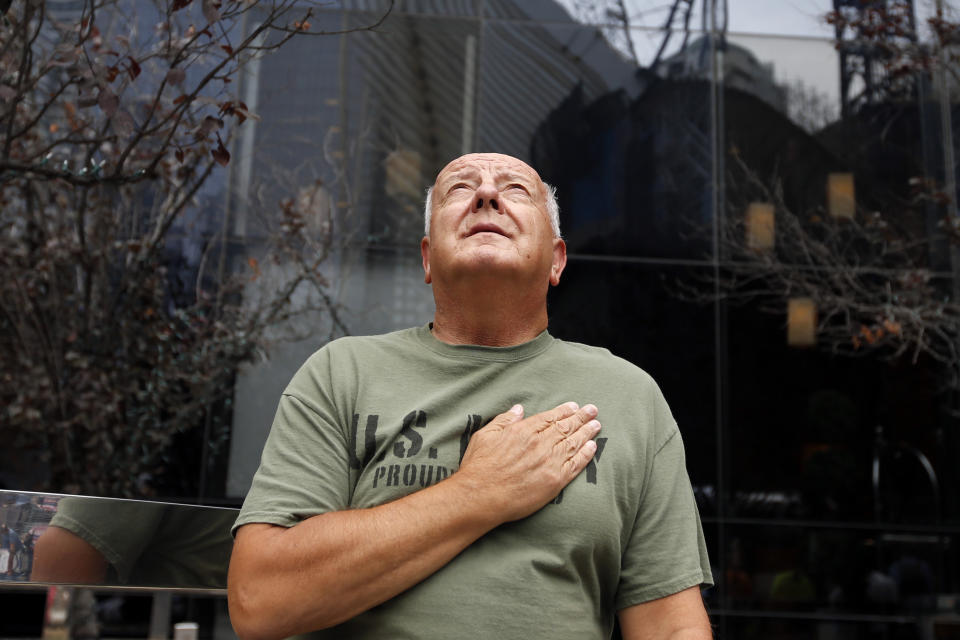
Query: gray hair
423 183 561 238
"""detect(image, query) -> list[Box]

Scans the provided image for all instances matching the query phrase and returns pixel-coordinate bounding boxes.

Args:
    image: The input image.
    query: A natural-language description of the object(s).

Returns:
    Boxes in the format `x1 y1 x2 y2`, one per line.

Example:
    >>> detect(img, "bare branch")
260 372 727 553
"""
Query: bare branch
0 0 393 496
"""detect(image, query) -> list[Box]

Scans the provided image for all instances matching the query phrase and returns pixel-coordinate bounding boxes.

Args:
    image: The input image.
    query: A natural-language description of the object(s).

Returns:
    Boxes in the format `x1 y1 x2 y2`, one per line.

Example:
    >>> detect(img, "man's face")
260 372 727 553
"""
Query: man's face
421 153 565 290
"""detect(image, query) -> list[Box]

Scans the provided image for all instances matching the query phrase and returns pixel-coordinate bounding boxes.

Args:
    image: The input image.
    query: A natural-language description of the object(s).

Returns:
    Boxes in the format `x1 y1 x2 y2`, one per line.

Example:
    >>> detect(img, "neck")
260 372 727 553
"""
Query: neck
429 280 549 346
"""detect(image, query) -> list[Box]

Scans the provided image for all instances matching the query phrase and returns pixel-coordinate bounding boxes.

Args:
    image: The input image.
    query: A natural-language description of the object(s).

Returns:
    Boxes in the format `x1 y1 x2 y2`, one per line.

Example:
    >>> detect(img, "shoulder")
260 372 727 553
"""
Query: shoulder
283 328 422 396
550 337 658 386
298 327 420 368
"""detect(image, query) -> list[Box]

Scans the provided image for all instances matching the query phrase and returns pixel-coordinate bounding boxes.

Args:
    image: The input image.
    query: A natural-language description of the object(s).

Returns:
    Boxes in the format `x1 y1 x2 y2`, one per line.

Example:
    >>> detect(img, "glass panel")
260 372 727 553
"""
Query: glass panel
720 28 959 526
238 12 477 247
0 491 234 590
724 298 956 524
231 8 352 241
724 34 840 133
718 523 958 622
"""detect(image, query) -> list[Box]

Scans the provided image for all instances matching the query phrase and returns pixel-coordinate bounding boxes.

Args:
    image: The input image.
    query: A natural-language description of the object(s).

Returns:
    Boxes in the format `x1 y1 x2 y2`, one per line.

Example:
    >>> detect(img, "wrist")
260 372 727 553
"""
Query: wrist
443 468 506 532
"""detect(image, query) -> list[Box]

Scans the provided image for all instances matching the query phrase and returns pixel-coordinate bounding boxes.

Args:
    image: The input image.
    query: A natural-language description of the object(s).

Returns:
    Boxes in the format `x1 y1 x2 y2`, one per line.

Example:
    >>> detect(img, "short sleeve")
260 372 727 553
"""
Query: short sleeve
615 407 713 609
51 497 165 584
232 352 353 535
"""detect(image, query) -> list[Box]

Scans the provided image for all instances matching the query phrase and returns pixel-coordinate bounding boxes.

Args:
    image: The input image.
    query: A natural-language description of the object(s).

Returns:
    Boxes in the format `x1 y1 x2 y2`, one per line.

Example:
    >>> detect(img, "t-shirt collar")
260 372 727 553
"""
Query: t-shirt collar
414 322 555 362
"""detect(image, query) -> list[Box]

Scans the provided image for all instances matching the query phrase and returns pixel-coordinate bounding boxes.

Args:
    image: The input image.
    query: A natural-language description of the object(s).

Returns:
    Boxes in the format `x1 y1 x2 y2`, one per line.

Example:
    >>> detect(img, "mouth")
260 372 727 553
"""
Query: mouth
465 223 510 238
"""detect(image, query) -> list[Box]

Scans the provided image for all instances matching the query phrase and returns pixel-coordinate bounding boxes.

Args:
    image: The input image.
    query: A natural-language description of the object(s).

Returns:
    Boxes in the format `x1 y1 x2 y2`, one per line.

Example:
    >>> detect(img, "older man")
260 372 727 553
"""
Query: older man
228 153 712 640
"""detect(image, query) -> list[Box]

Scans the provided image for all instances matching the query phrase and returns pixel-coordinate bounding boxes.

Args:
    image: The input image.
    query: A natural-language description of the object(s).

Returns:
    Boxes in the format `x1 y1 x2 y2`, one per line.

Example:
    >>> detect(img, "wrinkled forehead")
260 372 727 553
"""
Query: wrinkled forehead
434 153 543 188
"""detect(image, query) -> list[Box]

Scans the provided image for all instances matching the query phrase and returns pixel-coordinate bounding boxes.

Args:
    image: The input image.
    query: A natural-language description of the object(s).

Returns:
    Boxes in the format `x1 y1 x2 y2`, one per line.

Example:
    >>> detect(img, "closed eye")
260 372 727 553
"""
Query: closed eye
504 183 531 195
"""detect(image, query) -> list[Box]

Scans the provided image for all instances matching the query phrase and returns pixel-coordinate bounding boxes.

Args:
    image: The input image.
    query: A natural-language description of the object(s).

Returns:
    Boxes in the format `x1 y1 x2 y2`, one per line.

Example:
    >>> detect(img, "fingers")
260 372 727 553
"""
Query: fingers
545 403 598 442
533 401 584 434
493 401 601 458
564 437 598 473
558 417 601 459
486 404 526 431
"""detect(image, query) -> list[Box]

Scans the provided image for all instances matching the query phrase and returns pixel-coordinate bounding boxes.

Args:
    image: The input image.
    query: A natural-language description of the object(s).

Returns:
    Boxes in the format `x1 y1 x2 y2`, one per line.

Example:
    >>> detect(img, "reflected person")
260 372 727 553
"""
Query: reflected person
0 524 17 577
229 153 713 640
32 497 235 588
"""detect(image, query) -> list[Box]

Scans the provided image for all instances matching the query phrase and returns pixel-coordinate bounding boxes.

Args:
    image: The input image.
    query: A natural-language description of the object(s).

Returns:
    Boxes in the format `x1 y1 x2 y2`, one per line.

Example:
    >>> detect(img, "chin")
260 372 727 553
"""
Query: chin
463 243 518 265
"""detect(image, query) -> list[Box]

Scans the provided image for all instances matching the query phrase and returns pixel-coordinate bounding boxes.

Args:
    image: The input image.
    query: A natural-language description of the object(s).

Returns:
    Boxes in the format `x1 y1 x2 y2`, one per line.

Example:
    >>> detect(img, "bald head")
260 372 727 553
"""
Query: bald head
424 153 560 238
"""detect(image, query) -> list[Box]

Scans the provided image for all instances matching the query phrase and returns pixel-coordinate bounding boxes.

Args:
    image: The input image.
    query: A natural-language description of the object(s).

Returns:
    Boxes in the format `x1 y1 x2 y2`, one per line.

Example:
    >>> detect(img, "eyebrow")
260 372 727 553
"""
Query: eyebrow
495 172 537 185
437 169 479 187
439 169 537 186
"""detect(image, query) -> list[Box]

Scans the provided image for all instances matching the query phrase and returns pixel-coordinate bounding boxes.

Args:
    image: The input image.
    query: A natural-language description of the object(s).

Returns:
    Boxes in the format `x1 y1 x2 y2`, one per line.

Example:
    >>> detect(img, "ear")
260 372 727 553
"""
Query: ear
420 236 432 284
549 238 567 286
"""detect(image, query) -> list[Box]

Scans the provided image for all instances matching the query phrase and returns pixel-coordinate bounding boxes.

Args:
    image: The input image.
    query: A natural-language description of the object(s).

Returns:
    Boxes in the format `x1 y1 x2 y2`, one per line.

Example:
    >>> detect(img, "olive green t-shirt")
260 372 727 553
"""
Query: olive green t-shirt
235 325 712 639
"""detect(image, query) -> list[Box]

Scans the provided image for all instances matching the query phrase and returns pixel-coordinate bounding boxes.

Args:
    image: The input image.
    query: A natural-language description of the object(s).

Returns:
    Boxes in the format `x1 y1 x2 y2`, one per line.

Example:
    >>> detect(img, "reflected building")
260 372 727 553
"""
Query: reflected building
657 35 788 114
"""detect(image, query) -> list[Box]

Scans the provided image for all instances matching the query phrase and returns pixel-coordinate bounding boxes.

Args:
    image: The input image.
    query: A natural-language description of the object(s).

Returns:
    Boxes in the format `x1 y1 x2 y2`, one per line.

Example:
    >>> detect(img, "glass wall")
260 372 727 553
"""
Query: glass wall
221 1 960 637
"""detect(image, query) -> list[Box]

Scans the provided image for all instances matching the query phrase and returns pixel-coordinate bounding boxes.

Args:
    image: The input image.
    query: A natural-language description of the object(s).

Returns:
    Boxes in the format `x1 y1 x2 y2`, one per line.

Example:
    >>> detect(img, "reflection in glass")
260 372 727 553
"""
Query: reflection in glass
719 524 956 621
744 202 775 251
786 298 817 348
0 491 235 590
725 34 841 133
826 172 855 219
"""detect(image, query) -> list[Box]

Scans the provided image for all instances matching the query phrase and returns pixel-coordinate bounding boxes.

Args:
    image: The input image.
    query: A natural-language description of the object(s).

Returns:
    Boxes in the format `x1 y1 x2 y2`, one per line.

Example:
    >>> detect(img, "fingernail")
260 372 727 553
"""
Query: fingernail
584 439 597 452
584 404 598 417
566 401 579 411
587 420 601 432
510 404 523 415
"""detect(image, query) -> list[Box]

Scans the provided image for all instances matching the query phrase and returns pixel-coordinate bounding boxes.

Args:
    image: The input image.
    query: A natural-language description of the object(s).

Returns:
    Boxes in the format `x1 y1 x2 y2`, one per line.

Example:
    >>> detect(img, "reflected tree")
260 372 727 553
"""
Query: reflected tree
675 3 960 398
686 151 960 389
0 0 392 497
565 0 727 69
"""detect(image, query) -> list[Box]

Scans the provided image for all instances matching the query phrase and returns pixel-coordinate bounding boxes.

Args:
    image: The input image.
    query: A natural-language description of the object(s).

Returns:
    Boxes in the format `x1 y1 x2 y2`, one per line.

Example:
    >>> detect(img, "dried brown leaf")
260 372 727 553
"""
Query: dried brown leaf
211 135 230 166
126 56 141 80
199 115 223 136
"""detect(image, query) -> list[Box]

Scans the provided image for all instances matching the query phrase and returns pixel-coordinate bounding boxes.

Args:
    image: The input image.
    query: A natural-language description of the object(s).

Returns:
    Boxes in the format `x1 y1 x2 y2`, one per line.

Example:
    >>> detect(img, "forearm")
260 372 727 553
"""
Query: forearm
31 526 108 584
618 587 712 640
620 622 712 640
667 631 712 640
228 472 498 640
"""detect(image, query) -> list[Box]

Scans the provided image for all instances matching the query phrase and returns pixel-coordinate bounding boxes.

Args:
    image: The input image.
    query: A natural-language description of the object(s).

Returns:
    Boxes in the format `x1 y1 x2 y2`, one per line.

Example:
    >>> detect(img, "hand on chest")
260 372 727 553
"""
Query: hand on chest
346 406 613 512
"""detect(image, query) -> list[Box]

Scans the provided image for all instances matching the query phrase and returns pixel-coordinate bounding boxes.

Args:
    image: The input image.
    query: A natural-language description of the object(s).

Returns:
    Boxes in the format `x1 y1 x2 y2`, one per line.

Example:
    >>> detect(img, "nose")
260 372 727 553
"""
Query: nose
471 182 500 213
